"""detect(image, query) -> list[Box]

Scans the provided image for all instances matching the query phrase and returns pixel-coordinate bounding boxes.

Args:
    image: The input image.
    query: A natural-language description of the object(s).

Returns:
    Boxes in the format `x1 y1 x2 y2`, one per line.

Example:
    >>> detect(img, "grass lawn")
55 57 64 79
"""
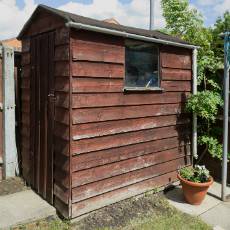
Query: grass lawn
13 192 211 230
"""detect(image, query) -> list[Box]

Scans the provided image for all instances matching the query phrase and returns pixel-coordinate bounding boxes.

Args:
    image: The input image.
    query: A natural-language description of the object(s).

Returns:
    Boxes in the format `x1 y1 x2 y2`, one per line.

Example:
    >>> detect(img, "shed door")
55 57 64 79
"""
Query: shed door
30 31 55 204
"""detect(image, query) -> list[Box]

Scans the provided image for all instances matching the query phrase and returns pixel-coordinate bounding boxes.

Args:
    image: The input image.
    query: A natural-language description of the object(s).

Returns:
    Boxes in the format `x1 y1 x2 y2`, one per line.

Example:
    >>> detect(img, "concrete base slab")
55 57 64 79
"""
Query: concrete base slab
0 190 56 229
165 186 220 216
165 182 230 230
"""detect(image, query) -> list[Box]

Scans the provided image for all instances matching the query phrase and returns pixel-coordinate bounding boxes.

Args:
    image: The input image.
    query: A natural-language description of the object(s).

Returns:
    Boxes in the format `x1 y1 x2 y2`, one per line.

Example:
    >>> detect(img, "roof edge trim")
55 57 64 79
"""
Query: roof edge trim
66 21 199 50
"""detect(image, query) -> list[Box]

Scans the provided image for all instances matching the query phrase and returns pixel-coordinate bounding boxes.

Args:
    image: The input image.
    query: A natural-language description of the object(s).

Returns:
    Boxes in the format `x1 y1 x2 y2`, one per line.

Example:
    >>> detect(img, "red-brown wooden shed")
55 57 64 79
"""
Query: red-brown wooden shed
18 4 195 219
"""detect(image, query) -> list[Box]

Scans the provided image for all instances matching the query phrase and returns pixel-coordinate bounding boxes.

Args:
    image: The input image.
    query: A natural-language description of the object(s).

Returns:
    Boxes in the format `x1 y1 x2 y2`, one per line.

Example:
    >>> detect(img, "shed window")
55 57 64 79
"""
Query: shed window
125 41 159 89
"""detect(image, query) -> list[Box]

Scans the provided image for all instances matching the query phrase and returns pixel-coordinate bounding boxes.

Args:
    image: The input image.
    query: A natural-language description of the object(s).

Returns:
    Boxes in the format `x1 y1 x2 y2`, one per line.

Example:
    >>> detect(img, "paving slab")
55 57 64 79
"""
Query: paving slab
0 189 56 229
165 186 221 216
165 182 230 230
200 202 230 230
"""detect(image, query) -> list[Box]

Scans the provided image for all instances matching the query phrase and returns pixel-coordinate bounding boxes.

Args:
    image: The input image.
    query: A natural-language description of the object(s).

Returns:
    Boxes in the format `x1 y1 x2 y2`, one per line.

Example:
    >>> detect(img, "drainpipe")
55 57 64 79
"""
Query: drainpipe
222 32 230 201
192 48 198 160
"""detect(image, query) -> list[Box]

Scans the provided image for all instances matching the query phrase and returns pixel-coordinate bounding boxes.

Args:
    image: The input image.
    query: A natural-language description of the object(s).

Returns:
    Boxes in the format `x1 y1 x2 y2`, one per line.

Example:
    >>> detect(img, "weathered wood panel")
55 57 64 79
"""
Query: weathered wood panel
55 77 69 92
54 196 69 219
21 89 30 101
161 68 192 81
161 47 192 70
72 78 190 93
54 122 69 141
55 27 70 46
72 41 124 63
72 148 190 187
52 29 71 218
71 30 124 47
21 65 30 78
54 183 69 204
72 137 190 171
55 45 69 61
55 92 69 108
161 81 191 92
72 115 190 140
72 125 190 154
72 171 177 217
20 49 31 184
72 77 123 93
22 10 64 38
55 61 69 76
21 53 30 65
72 103 185 124
21 77 30 89
55 107 69 125
72 92 189 108
72 157 190 202
72 61 124 78
22 39 30 53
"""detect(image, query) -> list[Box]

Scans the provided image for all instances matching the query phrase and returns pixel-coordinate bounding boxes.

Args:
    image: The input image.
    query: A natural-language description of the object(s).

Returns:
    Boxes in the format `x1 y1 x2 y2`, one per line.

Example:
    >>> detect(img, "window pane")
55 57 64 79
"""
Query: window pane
125 43 159 88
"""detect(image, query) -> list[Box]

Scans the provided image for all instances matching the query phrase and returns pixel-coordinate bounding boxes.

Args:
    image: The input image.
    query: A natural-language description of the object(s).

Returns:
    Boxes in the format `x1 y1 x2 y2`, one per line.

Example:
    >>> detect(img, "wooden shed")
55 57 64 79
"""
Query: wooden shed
17 5 195 219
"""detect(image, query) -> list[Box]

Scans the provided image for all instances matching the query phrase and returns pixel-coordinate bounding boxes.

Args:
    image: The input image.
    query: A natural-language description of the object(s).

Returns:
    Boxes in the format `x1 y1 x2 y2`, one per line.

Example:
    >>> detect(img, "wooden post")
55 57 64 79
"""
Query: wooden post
2 45 18 178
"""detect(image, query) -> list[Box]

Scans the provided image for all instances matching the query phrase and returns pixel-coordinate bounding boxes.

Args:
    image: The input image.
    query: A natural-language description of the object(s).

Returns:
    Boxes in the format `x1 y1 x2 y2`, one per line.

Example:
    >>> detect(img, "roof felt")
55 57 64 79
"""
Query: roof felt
18 4 190 45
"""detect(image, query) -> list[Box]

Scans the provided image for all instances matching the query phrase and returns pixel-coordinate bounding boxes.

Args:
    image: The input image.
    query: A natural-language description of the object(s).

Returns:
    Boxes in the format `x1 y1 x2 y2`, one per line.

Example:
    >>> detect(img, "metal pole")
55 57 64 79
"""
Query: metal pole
222 32 230 201
150 0 155 30
192 48 198 160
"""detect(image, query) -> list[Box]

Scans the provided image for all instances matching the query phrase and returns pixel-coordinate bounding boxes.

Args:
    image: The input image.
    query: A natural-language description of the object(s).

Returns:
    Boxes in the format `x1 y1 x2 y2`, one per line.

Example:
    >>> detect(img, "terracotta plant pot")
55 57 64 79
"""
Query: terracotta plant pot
177 173 213 205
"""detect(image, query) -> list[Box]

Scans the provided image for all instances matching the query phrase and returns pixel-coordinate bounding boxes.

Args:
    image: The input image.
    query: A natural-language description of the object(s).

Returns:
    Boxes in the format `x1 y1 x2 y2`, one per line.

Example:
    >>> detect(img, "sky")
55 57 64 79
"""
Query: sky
0 0 229 40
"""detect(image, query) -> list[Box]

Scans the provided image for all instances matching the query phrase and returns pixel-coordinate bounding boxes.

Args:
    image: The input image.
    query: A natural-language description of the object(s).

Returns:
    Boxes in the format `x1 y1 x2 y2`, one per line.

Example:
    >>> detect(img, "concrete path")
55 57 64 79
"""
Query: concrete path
0 189 56 229
165 182 230 230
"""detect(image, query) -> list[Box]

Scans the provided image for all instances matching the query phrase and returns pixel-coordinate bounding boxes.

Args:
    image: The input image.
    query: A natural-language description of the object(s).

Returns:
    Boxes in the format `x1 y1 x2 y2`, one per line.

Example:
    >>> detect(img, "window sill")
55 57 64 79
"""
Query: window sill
123 87 165 92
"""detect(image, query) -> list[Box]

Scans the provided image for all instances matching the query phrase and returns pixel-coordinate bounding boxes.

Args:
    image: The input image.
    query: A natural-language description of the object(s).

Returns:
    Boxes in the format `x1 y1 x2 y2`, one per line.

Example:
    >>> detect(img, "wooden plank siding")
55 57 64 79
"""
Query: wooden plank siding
70 30 192 218
53 27 71 218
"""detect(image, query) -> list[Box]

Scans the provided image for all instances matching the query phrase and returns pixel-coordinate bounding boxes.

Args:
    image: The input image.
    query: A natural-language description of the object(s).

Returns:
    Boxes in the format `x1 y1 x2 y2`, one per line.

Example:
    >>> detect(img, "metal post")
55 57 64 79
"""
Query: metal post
150 0 155 30
192 48 198 160
222 32 230 201
2 45 18 178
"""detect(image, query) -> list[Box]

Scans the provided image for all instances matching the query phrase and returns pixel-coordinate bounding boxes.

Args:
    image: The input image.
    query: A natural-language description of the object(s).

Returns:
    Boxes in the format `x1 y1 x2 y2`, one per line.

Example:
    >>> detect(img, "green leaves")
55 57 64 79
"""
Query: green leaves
161 0 221 92
186 91 223 122
161 0 203 39
212 11 230 60
198 136 223 160
179 165 210 183
161 0 226 162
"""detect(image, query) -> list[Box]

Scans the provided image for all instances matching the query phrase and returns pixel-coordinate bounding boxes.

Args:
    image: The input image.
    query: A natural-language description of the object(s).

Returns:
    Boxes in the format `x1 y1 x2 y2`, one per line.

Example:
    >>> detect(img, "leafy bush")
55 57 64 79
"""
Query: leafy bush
186 91 223 122
179 165 210 183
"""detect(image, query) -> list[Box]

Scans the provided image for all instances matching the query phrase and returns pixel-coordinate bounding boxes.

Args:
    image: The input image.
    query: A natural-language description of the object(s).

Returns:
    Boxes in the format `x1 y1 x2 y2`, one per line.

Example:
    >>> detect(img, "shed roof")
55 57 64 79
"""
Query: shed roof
18 4 193 48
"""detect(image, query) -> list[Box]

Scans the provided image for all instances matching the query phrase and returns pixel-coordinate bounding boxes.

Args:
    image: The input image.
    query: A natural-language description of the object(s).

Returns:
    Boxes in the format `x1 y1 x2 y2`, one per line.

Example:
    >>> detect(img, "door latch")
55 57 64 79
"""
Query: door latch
47 93 56 102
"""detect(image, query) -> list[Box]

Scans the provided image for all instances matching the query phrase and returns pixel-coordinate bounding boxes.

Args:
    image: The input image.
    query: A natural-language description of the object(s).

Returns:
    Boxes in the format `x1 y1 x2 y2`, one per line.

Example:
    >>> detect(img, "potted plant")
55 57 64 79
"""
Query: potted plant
177 165 213 205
